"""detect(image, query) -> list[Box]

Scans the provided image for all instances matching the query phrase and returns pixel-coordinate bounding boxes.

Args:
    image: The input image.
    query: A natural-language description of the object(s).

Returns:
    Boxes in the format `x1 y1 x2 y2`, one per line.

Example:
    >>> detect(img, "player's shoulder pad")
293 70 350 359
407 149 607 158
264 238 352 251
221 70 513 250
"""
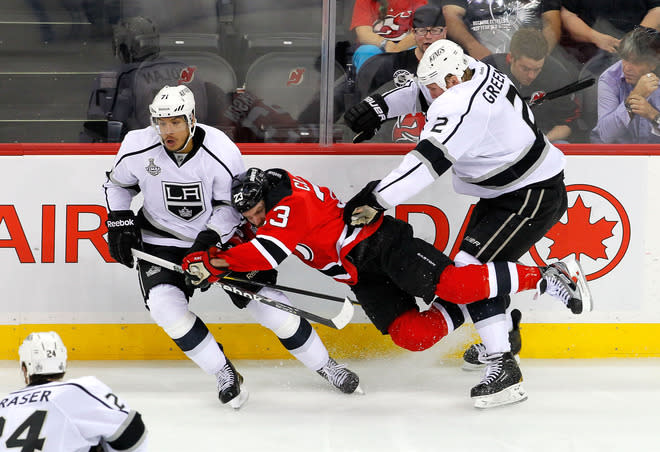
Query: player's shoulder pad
117 127 160 156
67 376 113 396
426 88 466 119
264 169 293 211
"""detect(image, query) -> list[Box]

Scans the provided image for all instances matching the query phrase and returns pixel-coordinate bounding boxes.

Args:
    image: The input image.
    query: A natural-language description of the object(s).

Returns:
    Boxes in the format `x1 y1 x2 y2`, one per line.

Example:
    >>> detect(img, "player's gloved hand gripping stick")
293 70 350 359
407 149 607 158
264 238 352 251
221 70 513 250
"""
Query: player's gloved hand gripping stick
342 180 386 226
131 248 355 329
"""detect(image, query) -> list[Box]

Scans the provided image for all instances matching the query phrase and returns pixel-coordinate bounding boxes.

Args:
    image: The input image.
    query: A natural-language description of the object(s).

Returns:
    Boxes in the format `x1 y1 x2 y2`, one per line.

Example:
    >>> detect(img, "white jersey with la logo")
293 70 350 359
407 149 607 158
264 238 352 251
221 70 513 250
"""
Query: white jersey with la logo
0 376 147 452
373 58 566 207
103 123 245 247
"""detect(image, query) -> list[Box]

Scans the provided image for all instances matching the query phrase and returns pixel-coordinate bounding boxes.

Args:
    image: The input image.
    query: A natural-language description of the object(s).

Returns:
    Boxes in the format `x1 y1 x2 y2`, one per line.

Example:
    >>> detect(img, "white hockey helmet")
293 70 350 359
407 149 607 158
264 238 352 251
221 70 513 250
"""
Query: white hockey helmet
19 331 67 376
417 39 469 90
149 85 196 134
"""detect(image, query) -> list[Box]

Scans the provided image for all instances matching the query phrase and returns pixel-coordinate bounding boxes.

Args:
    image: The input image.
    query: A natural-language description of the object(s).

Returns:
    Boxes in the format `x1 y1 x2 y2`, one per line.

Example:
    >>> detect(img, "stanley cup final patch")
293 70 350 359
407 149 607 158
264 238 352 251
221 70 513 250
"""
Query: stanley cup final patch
162 181 205 221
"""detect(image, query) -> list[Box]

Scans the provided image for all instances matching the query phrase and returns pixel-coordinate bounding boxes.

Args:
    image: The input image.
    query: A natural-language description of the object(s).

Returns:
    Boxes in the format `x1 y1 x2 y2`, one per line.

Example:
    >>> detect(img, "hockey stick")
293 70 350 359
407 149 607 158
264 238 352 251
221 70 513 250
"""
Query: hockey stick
525 78 595 107
131 249 355 329
132 248 356 304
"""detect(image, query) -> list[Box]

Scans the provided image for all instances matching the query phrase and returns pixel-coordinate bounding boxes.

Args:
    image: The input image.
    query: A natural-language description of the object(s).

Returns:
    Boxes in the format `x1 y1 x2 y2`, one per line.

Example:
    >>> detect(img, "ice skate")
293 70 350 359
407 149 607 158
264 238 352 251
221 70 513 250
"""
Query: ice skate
216 359 248 409
470 351 527 409
539 257 593 314
317 357 363 394
463 309 522 371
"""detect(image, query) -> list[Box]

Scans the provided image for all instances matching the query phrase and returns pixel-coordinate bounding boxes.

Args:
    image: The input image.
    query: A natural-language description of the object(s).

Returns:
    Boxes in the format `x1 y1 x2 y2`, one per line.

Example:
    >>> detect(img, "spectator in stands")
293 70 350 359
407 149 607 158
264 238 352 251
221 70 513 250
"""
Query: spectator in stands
591 26 660 144
350 0 428 71
298 3 445 140
84 16 225 142
442 0 561 61
483 28 581 143
356 4 447 98
560 0 660 65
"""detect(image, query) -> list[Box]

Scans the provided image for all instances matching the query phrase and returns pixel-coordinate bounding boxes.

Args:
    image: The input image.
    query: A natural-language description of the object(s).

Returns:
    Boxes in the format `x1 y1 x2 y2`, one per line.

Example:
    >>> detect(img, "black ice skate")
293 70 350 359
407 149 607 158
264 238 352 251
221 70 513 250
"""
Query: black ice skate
216 359 248 409
538 258 593 314
317 357 363 394
470 351 527 409
462 309 522 371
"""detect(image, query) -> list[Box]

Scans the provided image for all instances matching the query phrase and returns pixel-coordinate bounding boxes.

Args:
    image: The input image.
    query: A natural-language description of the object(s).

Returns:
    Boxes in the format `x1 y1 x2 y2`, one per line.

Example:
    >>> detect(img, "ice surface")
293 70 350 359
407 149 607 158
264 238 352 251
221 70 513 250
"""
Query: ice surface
1 354 658 451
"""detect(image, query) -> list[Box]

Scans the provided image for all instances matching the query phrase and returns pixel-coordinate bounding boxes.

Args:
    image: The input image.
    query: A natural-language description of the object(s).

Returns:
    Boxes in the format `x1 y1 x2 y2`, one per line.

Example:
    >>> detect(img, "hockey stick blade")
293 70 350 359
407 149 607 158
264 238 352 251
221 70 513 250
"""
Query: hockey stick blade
131 249 355 329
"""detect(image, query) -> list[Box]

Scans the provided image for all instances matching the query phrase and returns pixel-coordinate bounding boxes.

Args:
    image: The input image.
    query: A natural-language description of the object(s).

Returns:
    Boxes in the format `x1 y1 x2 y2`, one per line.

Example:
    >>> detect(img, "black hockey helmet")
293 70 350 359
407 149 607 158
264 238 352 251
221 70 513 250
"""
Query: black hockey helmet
231 168 267 213
113 16 159 64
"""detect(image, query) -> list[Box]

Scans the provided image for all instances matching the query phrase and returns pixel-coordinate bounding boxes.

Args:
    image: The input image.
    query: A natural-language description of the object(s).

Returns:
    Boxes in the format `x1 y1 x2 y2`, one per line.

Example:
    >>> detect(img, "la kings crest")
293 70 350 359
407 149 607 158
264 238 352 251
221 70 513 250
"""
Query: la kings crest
162 181 205 221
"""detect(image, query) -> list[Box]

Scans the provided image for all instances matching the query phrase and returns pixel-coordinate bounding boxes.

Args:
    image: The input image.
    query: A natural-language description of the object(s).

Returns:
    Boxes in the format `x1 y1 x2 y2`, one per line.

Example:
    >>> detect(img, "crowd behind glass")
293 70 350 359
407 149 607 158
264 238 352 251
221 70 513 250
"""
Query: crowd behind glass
0 0 658 144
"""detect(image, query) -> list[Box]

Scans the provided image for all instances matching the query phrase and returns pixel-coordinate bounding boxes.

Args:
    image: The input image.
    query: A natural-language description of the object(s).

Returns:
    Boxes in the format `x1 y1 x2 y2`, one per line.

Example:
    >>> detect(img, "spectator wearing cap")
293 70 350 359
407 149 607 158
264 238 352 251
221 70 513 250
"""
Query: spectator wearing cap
297 3 444 127
483 28 581 143
356 3 447 98
591 26 660 144
350 0 428 72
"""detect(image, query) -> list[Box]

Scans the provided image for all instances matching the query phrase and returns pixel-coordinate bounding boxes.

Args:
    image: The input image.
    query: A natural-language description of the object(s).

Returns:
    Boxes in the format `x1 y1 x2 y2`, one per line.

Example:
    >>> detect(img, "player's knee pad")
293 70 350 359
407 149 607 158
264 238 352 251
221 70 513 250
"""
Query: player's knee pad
147 284 194 334
246 287 301 339
435 264 489 304
388 307 448 351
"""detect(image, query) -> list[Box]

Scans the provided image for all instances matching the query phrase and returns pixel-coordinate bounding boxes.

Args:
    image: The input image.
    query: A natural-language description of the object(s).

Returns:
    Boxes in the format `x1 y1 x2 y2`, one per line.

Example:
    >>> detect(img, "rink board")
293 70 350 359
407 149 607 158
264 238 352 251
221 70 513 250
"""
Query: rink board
0 143 658 359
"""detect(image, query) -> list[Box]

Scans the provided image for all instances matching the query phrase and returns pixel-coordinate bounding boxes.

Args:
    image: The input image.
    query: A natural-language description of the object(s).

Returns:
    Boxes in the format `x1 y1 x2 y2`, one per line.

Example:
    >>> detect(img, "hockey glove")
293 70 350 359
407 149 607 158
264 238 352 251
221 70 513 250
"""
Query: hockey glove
182 229 222 290
344 94 388 143
186 229 221 255
106 210 141 268
182 248 227 289
342 180 386 226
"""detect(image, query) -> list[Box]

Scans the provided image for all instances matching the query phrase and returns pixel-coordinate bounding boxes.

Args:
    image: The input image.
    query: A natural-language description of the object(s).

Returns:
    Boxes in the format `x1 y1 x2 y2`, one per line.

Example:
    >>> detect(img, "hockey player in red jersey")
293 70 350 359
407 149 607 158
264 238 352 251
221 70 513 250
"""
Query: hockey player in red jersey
182 168 592 406
104 86 361 411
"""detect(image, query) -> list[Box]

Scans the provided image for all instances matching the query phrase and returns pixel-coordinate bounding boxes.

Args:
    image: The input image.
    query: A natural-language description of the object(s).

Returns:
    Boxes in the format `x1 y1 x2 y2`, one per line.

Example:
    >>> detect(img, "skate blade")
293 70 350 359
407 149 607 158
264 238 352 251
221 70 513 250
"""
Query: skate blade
472 382 528 409
352 384 366 395
228 388 249 410
462 354 520 372
566 258 593 313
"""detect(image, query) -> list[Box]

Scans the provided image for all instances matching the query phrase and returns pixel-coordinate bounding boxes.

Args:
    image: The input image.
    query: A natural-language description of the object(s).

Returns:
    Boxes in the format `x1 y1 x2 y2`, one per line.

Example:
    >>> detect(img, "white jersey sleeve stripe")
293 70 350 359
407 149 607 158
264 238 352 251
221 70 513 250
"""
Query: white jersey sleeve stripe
107 410 147 452
253 235 292 267
414 138 454 177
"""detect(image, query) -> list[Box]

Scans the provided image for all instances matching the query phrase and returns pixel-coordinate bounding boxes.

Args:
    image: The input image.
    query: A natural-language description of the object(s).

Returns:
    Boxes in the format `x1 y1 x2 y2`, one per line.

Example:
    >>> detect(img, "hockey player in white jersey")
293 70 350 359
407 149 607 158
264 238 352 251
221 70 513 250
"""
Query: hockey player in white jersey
103 85 360 409
343 40 592 408
0 332 147 451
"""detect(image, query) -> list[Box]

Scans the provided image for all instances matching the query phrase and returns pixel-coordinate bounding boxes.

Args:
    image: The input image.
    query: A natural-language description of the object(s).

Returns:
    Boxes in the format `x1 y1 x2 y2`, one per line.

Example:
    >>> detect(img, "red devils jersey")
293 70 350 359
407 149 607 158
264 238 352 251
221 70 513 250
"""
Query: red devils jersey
220 169 382 285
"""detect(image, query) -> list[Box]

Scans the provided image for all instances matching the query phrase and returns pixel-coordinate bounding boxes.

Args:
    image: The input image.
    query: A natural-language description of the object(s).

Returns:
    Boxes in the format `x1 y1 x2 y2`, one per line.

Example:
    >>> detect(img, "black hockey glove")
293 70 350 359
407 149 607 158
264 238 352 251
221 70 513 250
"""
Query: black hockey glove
106 210 141 268
344 94 389 143
342 180 386 226
183 229 221 291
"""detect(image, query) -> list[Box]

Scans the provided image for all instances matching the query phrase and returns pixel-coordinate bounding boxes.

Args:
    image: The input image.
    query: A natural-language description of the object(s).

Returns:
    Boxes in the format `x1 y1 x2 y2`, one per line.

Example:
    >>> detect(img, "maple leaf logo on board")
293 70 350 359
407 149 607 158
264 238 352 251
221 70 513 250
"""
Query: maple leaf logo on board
545 195 617 262
529 184 631 281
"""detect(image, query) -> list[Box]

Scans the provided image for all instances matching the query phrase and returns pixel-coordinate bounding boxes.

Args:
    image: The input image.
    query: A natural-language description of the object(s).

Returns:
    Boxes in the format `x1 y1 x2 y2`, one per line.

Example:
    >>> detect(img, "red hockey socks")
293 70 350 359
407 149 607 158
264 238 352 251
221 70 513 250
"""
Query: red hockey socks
435 262 542 304
388 307 448 351
516 264 542 291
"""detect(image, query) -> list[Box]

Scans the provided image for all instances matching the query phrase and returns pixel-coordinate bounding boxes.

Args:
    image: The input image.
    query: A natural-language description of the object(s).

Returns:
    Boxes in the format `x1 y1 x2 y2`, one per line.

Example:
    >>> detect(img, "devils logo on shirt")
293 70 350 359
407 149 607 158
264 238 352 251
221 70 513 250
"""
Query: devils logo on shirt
178 66 197 84
392 113 425 143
